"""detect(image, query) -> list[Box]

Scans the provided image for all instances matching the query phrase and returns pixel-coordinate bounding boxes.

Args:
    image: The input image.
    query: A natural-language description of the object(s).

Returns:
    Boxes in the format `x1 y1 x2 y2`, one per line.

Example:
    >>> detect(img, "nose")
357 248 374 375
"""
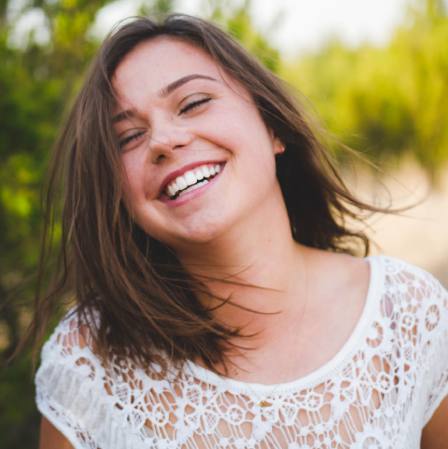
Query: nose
148 119 194 164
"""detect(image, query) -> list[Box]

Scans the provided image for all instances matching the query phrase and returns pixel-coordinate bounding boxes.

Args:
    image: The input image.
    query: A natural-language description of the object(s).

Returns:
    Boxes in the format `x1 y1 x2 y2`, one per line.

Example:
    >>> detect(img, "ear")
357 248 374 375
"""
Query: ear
272 135 285 155
274 139 285 155
268 129 285 155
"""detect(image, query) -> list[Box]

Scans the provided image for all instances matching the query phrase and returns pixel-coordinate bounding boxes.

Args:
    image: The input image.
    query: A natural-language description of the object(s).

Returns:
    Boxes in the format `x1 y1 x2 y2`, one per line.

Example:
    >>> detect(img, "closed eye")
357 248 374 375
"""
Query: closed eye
179 97 211 115
119 130 146 149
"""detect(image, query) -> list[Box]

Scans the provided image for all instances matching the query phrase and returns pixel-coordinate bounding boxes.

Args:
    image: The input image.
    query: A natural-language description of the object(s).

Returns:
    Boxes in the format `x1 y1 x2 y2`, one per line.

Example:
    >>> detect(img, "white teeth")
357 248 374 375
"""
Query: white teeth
184 179 209 193
185 171 196 186
177 176 187 190
164 163 223 199
167 184 176 197
194 168 204 181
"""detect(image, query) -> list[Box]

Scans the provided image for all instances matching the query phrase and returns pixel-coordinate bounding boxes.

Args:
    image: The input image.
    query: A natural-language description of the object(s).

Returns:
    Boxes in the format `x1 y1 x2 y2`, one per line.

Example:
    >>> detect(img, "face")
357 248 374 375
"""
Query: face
112 36 284 252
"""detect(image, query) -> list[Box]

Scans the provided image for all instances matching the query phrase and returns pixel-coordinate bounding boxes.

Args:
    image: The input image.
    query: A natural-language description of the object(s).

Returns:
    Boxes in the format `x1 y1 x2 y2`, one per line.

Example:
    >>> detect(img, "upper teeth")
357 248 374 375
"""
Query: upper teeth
165 163 222 198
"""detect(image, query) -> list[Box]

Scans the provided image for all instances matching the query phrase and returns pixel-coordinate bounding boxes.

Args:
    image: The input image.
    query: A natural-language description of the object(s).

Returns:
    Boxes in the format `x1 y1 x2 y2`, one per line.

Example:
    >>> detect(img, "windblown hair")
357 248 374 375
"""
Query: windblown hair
29 14 388 372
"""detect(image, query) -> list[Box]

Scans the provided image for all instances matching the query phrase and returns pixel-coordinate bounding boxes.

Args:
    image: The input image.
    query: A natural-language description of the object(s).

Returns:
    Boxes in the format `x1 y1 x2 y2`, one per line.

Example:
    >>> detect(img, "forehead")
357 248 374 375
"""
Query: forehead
112 36 226 100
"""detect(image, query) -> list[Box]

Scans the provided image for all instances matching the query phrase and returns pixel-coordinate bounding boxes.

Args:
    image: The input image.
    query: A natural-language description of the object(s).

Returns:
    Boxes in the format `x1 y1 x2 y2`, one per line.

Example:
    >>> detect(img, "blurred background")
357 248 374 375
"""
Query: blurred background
0 0 447 447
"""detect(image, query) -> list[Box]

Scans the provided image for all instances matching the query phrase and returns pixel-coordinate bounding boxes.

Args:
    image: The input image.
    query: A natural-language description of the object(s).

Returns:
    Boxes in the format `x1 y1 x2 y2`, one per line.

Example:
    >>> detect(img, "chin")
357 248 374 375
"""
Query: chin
170 209 241 247
139 203 244 250
178 220 229 245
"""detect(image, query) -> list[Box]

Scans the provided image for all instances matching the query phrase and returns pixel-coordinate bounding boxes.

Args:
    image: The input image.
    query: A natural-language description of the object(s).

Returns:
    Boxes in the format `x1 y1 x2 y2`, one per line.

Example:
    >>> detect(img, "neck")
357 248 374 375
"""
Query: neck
174 186 309 338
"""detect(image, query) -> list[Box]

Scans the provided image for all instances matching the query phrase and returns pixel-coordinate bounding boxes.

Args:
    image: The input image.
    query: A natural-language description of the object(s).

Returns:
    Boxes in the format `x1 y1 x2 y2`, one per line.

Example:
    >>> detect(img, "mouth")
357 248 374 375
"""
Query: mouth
160 162 225 201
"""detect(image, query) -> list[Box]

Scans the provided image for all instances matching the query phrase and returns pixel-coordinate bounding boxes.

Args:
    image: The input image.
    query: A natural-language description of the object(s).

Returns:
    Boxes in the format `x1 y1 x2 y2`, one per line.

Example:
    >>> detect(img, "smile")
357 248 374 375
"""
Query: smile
164 163 223 200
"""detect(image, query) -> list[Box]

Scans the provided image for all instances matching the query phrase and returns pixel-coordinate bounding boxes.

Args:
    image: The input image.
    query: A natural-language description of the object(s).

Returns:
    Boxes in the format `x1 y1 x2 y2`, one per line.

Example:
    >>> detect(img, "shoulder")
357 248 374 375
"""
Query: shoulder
309 250 447 349
36 308 105 405
305 248 447 319
362 255 448 343
38 308 99 369
304 247 370 297
36 307 169 387
37 307 178 385
35 309 107 449
360 256 448 428
372 256 448 377
374 255 447 311
35 309 177 448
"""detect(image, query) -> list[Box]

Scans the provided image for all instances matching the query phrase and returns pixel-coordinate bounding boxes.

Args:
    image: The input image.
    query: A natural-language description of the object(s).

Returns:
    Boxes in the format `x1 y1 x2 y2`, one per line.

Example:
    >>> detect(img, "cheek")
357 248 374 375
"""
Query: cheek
121 154 152 210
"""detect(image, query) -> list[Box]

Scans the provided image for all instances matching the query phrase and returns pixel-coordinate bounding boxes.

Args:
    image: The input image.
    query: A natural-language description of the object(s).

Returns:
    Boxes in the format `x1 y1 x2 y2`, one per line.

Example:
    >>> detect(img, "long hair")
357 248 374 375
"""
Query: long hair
28 14 390 372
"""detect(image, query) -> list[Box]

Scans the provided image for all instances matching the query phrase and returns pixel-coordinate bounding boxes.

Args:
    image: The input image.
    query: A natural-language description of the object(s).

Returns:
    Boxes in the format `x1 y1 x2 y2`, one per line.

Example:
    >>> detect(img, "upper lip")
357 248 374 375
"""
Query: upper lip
159 160 225 197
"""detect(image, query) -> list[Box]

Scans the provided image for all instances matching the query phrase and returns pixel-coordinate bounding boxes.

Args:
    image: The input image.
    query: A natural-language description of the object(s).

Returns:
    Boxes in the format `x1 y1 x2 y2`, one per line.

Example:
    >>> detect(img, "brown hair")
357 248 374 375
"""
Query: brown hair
28 14 388 372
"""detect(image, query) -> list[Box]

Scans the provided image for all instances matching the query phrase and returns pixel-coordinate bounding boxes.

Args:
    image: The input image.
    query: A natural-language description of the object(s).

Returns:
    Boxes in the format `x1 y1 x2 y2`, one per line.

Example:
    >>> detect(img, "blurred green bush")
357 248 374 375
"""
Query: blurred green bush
281 0 448 175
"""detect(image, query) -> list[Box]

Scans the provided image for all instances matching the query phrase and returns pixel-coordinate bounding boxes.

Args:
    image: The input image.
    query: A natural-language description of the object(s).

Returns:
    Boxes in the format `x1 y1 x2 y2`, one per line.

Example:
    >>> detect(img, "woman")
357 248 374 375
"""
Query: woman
34 14 447 449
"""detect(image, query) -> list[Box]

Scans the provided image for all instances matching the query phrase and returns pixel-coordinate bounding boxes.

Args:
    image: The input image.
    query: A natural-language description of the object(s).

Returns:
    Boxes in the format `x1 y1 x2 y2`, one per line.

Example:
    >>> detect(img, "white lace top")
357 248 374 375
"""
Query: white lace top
35 256 448 449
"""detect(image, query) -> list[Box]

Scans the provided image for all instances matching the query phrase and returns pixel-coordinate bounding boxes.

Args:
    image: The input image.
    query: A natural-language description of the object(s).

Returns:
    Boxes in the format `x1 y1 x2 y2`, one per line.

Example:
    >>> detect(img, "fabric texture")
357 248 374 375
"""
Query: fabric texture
35 256 448 449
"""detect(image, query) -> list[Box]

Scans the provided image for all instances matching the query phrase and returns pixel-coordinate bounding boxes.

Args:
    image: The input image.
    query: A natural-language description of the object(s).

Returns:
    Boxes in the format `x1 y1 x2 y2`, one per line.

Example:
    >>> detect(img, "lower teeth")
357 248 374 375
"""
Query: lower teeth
172 179 209 199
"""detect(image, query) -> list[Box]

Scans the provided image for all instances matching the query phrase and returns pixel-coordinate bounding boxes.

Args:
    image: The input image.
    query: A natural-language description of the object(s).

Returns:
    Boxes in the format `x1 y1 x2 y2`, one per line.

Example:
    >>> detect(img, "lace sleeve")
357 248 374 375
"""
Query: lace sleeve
418 271 448 425
35 311 105 449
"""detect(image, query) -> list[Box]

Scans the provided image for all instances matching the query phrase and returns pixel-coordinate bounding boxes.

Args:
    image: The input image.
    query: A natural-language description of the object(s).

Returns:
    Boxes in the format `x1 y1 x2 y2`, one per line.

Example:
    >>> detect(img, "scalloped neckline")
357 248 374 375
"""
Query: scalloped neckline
185 255 383 394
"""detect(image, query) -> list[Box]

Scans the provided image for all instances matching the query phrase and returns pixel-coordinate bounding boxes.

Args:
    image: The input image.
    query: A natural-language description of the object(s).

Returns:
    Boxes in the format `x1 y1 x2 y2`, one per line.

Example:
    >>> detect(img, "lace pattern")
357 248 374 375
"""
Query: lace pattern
35 256 448 449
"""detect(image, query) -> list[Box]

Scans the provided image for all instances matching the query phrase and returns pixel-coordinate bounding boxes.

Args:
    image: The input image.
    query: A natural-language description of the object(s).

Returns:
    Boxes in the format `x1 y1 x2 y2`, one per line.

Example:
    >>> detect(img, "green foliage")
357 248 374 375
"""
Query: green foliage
139 0 177 16
0 2 115 448
0 352 40 449
281 0 448 175
205 0 280 71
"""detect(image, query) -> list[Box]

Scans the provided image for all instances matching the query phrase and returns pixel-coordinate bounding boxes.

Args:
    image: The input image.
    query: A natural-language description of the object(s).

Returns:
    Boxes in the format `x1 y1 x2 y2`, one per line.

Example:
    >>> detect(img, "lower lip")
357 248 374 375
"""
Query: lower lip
159 165 225 207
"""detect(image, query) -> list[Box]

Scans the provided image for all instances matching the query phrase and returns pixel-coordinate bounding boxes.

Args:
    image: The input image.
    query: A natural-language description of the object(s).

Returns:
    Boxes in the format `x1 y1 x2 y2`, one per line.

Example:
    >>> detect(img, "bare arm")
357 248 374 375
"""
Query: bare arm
39 417 75 449
421 396 448 449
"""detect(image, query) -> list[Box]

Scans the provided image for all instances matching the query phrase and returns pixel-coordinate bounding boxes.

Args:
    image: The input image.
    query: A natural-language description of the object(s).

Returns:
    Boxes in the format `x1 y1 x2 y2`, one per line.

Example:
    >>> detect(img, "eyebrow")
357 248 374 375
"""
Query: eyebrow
112 74 217 124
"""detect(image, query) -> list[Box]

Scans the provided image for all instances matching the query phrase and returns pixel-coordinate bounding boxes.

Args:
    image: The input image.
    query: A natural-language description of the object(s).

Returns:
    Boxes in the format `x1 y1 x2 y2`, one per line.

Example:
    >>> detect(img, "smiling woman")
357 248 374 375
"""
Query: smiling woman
28 14 448 449
113 36 284 246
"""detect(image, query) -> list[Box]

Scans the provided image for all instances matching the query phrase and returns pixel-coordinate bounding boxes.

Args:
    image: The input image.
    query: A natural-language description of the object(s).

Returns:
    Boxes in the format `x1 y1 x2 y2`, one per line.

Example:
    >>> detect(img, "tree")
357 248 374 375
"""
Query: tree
281 0 448 177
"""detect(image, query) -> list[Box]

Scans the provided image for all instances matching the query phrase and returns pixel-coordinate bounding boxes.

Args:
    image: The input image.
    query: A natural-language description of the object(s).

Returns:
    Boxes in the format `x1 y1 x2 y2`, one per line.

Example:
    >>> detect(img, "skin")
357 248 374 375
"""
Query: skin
39 417 73 449
112 37 286 252
39 36 447 447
